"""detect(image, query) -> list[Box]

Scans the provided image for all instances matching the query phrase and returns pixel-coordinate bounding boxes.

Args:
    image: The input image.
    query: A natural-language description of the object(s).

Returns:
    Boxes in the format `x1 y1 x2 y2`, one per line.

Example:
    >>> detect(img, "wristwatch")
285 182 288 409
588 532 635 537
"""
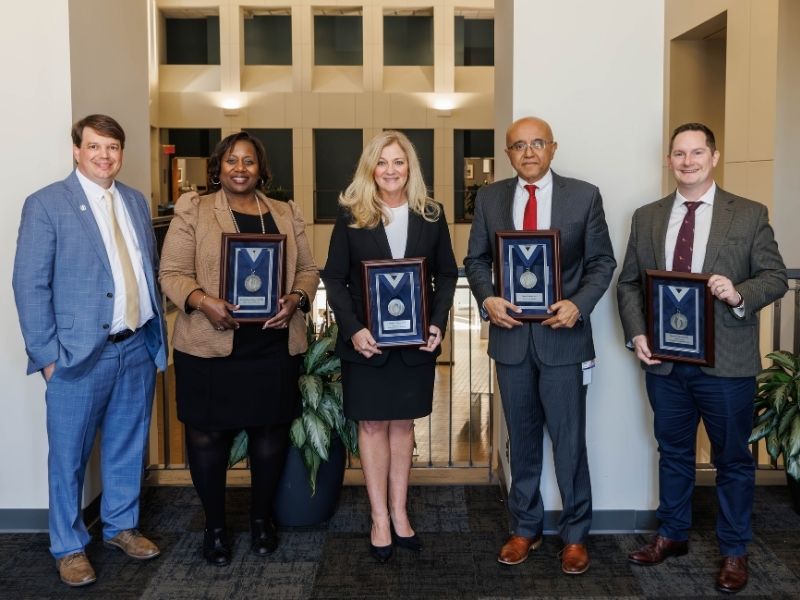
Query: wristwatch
290 288 310 311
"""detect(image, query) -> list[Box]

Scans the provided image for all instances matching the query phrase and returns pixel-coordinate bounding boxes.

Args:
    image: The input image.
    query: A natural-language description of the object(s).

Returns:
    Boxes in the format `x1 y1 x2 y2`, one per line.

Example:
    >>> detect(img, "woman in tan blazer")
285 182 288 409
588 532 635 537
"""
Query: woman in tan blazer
159 132 319 567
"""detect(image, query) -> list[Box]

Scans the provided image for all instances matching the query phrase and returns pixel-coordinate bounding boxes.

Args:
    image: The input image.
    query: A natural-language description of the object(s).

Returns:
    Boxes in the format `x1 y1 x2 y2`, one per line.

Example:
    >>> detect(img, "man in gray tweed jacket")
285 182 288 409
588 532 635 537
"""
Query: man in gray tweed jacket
617 122 787 594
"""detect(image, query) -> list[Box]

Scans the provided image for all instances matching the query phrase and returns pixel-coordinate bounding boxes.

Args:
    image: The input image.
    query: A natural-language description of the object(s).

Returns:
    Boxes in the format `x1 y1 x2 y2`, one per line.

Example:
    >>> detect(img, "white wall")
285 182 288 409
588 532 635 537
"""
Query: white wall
496 0 666 518
0 1 73 510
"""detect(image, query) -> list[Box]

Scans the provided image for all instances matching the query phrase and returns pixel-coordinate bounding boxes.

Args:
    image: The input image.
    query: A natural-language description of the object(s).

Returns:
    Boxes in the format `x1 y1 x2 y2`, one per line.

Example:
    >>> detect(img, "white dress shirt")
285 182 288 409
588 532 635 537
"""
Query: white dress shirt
76 169 155 333
664 182 716 272
513 169 553 230
384 203 409 259
664 182 745 316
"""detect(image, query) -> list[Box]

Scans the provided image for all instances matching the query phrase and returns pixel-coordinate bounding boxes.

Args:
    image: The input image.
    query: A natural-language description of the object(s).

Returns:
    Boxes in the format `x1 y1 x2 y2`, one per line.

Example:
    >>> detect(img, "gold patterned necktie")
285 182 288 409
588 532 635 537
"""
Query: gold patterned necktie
103 190 140 330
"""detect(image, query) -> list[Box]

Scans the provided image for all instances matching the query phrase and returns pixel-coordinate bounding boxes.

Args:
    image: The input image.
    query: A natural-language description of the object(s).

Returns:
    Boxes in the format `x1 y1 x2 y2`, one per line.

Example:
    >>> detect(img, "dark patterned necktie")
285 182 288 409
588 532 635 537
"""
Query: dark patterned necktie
523 184 538 230
672 201 701 272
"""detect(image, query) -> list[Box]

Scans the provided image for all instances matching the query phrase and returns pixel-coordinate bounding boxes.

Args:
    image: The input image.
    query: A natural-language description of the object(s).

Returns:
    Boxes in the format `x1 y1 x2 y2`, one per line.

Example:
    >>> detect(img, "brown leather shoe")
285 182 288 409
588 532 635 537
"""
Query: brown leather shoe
716 555 748 594
104 529 160 560
497 534 543 565
628 535 689 566
56 551 96 587
560 543 590 575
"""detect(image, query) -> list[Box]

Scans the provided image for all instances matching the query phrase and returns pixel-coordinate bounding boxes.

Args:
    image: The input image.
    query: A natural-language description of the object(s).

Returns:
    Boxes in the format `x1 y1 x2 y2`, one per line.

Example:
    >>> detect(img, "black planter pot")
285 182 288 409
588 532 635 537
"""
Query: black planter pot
273 435 346 527
787 471 800 515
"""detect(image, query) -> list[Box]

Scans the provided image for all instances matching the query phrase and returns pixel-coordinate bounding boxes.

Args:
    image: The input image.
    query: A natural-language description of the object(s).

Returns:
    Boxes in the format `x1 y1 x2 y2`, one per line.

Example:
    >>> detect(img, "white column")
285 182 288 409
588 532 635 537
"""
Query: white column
495 0 666 519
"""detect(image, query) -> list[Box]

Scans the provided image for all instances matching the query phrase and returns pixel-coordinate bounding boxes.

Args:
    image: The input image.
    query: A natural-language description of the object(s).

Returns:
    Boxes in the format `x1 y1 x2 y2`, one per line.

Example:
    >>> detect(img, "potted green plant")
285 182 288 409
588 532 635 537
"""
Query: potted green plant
749 350 800 513
229 319 359 525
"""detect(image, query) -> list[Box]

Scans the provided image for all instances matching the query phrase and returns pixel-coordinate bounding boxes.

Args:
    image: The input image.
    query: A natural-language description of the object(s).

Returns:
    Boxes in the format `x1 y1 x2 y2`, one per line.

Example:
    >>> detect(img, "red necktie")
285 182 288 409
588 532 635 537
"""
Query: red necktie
523 184 538 230
672 201 701 272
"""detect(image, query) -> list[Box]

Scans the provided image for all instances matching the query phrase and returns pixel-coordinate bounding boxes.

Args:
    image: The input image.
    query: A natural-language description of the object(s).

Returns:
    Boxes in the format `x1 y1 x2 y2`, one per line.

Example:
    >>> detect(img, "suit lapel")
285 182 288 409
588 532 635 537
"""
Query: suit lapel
652 194 675 270
404 210 423 258
499 179 516 230
549 173 567 229
369 221 393 258
65 171 113 277
213 189 237 232
702 188 734 272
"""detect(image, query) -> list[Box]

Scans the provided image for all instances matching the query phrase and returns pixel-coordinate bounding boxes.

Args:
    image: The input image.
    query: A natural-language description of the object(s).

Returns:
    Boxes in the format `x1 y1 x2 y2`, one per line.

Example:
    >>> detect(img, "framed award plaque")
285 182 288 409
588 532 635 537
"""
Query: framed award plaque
362 257 429 348
219 233 286 322
494 230 562 321
645 269 715 366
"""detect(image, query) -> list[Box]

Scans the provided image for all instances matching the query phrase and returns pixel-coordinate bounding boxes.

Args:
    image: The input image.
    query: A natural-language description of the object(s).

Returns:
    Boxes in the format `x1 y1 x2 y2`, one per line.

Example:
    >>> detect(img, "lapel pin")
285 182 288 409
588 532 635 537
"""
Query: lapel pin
80 204 87 211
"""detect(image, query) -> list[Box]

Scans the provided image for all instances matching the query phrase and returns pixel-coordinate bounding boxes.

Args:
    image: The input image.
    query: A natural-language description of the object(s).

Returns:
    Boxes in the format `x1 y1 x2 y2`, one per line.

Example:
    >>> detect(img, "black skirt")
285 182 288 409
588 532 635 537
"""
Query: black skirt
341 350 434 421
174 325 301 430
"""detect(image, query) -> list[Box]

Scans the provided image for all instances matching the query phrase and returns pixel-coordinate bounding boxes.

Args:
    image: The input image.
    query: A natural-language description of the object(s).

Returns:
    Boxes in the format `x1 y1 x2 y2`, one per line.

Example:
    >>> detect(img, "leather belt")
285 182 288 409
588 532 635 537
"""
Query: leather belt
108 328 137 343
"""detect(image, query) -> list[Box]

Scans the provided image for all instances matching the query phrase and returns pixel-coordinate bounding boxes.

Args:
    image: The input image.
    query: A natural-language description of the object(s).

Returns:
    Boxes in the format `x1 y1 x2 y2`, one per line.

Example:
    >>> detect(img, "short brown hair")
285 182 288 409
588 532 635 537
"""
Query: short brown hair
669 122 716 153
71 114 126 148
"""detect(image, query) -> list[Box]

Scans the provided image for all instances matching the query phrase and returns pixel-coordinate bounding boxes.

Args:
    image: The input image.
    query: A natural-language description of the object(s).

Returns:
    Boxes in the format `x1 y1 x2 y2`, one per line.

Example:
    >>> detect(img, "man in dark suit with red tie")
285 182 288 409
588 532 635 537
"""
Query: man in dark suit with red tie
617 123 787 594
465 116 616 574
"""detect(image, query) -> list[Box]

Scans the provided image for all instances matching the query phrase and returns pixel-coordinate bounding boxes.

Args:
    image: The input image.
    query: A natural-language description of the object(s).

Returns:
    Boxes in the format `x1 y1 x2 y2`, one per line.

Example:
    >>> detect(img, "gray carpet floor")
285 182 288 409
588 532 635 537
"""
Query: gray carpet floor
2 484 799 599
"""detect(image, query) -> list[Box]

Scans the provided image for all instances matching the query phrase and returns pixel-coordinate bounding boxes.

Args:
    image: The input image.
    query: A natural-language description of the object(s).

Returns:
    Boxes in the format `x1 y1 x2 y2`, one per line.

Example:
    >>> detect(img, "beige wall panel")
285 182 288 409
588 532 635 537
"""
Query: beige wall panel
748 0 780 161
721 5 751 164
455 67 494 92
665 0 730 39
313 223 335 268
668 39 726 184
318 94 358 127
773 0 800 269
372 92 392 123
301 93 321 126
434 4 454 93
242 66 294 92
246 93 288 125
70 0 152 196
354 93 375 127
285 91 303 126
744 160 775 209
721 161 747 198
723 160 775 208
312 66 364 92
388 94 429 125
452 223 471 267
159 66 222 92
383 67 435 93
158 92 225 125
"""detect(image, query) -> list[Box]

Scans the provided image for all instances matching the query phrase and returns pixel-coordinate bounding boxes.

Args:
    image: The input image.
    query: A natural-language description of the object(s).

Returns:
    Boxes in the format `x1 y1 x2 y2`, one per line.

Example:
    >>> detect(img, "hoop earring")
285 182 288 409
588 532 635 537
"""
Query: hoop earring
210 175 220 186
258 178 265 187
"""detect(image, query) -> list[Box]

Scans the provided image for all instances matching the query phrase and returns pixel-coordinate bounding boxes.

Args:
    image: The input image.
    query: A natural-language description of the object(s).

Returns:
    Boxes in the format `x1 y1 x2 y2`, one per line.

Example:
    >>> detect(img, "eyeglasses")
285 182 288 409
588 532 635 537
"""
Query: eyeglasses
507 139 554 153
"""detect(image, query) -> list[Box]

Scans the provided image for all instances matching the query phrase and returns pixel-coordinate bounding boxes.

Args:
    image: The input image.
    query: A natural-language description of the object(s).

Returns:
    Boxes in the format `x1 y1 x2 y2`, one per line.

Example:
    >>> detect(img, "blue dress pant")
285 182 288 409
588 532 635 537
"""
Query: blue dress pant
646 363 756 556
44 332 156 558
496 335 591 543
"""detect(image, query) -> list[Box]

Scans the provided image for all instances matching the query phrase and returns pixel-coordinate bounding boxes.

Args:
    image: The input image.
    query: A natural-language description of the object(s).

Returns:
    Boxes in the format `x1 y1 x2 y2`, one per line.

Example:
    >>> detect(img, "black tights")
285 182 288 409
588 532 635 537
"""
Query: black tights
185 423 290 530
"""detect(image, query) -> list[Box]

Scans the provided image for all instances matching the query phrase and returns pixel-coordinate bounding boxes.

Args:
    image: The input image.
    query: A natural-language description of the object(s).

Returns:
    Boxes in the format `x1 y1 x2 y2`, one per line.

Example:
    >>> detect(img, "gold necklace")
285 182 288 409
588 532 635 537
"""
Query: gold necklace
228 196 266 234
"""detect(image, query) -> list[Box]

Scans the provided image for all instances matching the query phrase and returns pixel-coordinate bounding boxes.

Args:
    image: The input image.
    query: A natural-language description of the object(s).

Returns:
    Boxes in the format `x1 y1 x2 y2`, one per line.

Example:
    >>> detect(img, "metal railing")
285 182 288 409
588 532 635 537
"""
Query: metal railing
751 268 800 471
146 274 494 479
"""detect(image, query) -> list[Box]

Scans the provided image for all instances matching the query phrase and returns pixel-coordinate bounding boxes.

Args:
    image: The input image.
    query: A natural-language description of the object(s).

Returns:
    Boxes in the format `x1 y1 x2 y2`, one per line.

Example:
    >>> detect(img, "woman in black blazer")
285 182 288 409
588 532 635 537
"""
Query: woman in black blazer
322 131 458 562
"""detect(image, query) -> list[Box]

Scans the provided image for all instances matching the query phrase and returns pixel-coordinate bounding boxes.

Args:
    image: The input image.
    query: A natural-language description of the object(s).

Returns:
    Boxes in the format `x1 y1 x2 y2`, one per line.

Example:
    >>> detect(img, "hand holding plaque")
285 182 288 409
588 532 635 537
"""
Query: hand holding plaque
220 233 286 322
494 230 562 321
362 258 429 347
645 269 715 366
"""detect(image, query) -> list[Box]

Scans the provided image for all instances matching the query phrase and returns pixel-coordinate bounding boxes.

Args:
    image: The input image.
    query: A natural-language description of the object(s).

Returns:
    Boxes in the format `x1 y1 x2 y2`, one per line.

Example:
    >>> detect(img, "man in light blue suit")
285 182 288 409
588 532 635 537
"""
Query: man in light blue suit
13 114 167 587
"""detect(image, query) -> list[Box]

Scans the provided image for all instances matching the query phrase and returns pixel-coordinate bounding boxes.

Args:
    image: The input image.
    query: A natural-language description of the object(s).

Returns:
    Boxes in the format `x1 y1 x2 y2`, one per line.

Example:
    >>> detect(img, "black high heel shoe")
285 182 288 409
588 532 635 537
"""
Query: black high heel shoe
391 523 423 552
251 518 279 556
202 528 231 567
369 542 393 564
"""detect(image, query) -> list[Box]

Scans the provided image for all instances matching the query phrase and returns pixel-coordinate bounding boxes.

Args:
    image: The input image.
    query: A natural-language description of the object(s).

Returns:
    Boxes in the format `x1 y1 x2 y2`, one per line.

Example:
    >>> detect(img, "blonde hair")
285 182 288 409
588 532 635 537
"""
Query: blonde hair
339 130 441 229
